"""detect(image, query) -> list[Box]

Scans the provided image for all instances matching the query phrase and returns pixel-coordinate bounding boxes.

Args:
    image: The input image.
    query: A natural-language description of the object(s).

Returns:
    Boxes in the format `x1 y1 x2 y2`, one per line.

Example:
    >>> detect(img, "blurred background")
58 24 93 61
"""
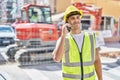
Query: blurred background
0 0 120 80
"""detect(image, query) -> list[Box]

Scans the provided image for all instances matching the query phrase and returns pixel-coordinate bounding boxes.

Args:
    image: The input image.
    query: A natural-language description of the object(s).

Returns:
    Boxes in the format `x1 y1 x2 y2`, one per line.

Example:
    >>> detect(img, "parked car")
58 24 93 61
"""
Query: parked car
0 25 16 47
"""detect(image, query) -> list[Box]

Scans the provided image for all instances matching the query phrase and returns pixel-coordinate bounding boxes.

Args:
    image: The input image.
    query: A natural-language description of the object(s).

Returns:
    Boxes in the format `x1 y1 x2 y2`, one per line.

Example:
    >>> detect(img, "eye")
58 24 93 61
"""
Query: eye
76 15 80 19
70 17 75 20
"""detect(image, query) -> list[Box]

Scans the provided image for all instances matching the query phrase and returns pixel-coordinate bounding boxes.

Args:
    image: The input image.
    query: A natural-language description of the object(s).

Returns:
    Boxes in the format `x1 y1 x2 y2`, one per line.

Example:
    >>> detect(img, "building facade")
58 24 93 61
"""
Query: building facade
54 0 120 20
0 0 120 23
0 0 13 23
0 0 51 23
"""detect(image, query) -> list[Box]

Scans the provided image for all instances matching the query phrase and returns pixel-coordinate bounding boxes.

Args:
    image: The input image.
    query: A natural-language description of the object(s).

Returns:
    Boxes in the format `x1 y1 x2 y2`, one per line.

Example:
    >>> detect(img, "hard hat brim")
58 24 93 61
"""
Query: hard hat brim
64 5 83 23
64 10 82 22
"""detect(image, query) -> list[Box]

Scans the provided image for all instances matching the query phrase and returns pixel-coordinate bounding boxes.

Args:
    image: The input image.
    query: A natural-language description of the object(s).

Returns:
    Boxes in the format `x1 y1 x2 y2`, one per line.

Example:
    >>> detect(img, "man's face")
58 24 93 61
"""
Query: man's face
67 15 81 30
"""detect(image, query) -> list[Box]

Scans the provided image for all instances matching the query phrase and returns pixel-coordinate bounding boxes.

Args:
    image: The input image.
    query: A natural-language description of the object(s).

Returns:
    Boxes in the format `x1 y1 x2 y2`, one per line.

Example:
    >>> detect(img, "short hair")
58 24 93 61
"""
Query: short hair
66 11 81 20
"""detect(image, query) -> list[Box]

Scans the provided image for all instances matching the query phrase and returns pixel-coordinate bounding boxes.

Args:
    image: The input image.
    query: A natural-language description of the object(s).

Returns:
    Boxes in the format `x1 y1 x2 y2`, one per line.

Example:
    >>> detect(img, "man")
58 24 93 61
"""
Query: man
52 5 103 80
31 12 39 23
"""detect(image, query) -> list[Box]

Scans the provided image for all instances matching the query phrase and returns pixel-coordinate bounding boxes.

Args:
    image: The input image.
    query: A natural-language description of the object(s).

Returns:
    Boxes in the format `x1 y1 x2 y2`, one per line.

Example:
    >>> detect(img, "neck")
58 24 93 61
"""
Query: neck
70 29 81 34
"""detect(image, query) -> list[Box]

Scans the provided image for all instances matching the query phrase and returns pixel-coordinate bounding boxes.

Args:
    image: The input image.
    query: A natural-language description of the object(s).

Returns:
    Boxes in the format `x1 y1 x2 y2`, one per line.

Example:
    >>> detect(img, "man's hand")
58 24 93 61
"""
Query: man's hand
61 23 71 36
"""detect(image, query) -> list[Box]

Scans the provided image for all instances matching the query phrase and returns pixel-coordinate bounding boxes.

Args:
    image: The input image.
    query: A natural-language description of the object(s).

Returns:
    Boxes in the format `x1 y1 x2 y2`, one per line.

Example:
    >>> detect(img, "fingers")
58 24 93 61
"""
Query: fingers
61 23 70 36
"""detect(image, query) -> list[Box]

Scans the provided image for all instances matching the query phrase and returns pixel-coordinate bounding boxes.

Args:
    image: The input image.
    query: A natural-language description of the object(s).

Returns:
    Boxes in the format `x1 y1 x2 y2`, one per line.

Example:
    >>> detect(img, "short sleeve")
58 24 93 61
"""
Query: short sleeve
94 34 100 48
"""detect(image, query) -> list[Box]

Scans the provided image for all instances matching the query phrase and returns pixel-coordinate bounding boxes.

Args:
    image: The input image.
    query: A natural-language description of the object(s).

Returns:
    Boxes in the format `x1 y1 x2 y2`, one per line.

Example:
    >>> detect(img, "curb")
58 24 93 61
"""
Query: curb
99 51 120 58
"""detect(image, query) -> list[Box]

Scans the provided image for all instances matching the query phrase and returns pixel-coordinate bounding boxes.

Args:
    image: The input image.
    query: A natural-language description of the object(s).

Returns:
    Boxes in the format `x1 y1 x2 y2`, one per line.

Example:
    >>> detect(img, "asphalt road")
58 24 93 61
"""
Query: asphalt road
0 62 62 80
0 57 120 80
0 42 120 80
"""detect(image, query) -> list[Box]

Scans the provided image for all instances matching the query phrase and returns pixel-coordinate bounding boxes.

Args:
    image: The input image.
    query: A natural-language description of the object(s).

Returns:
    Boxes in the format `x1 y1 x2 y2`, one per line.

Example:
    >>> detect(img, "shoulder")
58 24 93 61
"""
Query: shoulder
57 36 68 42
83 30 95 37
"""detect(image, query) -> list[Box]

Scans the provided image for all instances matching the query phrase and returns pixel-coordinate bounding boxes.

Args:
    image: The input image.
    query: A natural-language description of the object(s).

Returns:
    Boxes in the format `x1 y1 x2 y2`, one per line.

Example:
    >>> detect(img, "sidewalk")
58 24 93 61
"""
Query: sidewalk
99 46 120 58
101 57 120 80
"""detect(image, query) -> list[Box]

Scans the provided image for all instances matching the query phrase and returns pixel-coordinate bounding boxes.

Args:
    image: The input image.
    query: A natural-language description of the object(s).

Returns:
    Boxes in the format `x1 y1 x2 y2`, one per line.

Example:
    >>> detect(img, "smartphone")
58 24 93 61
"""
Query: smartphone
66 23 71 32
66 26 71 32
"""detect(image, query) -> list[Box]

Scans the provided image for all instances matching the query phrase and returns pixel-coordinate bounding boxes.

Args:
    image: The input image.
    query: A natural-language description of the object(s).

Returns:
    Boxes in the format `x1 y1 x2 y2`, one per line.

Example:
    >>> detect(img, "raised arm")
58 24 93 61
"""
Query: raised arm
52 23 69 62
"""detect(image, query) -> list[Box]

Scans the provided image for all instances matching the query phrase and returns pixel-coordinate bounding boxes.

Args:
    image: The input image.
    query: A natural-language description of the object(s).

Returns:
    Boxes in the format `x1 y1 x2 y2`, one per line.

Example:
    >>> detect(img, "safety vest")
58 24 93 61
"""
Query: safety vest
62 32 96 80
31 15 38 22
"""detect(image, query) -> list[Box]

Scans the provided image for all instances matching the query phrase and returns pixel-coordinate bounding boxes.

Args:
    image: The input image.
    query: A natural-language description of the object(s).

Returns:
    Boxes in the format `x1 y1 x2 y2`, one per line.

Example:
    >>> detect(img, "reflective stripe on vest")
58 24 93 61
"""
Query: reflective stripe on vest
63 71 94 79
62 32 95 80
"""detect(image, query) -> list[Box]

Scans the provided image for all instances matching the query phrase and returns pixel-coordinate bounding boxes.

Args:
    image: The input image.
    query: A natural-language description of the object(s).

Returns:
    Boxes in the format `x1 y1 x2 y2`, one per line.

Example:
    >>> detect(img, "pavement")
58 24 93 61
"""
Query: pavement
99 42 120 58
0 58 120 80
99 42 120 80
0 42 120 80
101 57 120 80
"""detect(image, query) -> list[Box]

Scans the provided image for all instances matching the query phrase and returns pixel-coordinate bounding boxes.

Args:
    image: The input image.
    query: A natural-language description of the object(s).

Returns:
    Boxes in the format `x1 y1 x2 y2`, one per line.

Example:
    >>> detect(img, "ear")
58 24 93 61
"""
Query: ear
65 19 68 23
67 19 70 23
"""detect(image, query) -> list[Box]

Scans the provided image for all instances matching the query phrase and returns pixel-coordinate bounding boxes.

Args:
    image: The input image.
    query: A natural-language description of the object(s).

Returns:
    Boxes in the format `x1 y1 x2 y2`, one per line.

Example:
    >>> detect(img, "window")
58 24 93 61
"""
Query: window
22 11 27 22
28 6 52 23
100 16 114 31
0 27 12 32
81 15 91 30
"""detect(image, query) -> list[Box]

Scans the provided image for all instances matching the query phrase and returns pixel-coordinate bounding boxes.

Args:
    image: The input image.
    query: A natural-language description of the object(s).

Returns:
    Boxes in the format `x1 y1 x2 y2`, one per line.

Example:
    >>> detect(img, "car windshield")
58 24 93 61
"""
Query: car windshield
0 27 12 32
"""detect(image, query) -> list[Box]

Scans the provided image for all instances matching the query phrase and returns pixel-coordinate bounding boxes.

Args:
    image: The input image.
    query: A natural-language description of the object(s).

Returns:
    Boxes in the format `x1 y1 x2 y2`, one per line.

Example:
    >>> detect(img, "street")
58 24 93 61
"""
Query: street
0 0 120 80
0 56 120 80
0 42 120 80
